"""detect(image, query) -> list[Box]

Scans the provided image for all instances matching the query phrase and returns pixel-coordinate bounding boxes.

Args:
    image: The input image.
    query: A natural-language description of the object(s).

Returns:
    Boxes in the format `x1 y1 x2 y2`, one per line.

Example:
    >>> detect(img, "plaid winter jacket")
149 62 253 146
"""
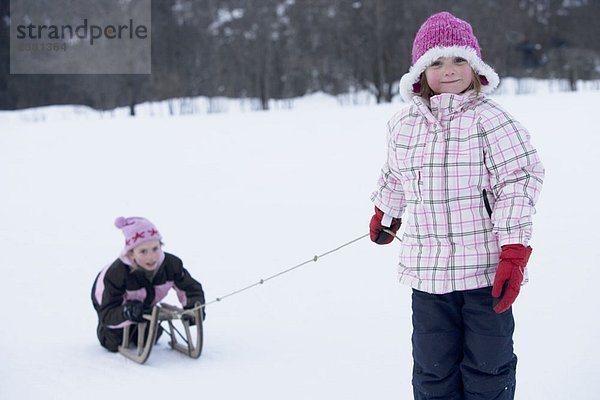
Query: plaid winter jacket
371 92 544 294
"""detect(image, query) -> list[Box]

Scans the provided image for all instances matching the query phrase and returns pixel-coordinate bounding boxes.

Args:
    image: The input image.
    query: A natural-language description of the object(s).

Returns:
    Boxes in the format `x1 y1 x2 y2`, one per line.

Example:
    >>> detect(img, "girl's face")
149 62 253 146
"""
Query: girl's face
424 56 474 95
129 240 162 271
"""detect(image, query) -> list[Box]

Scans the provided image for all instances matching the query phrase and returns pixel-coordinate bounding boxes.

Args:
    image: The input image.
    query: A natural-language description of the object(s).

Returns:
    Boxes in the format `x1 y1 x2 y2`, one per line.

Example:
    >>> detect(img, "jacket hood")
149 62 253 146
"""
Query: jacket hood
399 46 500 103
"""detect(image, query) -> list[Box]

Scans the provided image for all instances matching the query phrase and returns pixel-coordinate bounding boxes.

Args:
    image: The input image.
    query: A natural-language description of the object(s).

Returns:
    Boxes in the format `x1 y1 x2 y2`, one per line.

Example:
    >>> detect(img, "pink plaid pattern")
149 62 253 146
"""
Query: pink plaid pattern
372 93 544 294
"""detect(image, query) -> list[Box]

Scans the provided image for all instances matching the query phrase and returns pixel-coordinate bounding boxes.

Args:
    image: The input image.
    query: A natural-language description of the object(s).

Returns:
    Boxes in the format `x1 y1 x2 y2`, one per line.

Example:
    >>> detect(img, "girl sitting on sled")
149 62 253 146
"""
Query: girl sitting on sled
91 216 205 352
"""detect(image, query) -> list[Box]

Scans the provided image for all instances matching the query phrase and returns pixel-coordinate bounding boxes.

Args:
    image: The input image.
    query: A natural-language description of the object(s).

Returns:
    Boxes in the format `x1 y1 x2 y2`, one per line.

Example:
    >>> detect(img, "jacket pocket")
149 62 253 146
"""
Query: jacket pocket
482 189 493 218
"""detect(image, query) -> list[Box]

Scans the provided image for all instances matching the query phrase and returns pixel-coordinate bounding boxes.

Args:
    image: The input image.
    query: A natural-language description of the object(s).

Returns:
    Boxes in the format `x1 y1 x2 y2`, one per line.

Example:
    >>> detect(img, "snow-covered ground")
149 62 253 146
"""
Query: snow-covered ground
1 91 598 399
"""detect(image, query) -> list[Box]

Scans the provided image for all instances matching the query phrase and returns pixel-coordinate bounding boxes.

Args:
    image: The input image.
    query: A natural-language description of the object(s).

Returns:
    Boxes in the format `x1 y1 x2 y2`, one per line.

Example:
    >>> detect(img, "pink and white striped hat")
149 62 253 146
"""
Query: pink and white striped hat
399 12 499 102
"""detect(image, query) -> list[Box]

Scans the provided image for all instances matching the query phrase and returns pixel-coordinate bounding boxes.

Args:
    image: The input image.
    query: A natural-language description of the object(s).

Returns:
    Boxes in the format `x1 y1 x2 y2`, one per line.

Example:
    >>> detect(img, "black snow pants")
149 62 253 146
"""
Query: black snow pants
411 287 517 400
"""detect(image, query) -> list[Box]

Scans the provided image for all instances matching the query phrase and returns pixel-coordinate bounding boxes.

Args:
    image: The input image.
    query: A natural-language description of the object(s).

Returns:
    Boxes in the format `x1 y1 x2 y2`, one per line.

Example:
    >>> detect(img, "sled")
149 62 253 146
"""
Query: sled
160 302 204 359
118 302 204 364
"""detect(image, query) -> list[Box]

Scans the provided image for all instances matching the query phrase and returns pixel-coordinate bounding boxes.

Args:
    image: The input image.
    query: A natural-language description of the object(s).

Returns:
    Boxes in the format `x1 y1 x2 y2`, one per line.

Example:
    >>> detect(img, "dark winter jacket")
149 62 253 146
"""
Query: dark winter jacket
91 251 205 329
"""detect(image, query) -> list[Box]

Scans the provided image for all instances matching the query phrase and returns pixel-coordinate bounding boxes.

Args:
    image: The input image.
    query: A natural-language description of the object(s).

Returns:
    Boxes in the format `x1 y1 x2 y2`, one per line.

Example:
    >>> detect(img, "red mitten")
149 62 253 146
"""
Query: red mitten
492 244 533 313
369 207 401 245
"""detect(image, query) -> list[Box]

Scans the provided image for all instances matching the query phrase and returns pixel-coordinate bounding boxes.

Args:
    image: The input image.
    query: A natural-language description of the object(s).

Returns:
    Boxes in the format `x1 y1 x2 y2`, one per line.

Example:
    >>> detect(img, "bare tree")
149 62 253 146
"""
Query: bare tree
3 0 600 111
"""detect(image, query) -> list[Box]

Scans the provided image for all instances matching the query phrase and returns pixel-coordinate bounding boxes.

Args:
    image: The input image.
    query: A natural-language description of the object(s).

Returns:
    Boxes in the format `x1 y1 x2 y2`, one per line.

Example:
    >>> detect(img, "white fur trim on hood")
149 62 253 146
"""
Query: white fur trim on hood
399 45 500 102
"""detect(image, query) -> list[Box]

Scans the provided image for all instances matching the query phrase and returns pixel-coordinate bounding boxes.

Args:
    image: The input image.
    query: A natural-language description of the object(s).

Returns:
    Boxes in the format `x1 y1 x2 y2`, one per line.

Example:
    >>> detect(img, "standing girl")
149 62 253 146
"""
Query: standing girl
369 12 544 400
91 216 206 352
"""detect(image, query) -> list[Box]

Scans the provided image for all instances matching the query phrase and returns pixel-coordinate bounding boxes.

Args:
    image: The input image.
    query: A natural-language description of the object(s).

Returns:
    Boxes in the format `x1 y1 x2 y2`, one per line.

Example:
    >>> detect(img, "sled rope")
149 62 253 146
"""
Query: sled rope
196 233 370 309
162 321 188 344
383 227 402 242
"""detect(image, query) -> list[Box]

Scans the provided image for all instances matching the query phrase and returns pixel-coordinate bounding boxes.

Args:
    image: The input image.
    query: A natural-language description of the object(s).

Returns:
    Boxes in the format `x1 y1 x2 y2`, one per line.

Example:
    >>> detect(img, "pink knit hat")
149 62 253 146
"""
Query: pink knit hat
115 216 162 254
399 11 499 102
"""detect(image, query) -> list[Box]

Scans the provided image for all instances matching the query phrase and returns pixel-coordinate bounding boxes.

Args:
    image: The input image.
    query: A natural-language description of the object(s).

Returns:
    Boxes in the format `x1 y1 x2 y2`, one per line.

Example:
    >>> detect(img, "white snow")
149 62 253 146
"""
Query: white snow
1 91 599 399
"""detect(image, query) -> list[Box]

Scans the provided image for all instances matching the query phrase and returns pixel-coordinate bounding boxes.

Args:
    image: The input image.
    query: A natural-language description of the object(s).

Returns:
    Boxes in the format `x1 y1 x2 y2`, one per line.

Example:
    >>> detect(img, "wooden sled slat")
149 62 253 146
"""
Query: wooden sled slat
118 306 160 364
166 305 204 359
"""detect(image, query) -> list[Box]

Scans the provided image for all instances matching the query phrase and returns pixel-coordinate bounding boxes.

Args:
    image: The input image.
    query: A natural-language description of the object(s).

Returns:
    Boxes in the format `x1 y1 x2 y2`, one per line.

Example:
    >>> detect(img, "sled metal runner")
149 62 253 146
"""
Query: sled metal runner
118 303 204 364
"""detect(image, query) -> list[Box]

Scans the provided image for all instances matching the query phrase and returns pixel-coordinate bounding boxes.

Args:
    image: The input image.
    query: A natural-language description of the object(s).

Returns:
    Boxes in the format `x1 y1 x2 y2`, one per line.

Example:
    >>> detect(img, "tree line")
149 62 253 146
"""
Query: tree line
1 0 599 114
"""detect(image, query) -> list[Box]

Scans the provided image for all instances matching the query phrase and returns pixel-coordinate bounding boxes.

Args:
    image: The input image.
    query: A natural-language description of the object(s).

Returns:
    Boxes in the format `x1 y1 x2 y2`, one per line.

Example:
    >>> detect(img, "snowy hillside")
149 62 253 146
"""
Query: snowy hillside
1 91 599 400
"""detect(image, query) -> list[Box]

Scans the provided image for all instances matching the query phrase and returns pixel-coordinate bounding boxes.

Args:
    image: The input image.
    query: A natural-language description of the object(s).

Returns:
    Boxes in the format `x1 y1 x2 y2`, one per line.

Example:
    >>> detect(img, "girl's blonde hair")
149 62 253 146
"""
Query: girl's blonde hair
419 70 482 99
